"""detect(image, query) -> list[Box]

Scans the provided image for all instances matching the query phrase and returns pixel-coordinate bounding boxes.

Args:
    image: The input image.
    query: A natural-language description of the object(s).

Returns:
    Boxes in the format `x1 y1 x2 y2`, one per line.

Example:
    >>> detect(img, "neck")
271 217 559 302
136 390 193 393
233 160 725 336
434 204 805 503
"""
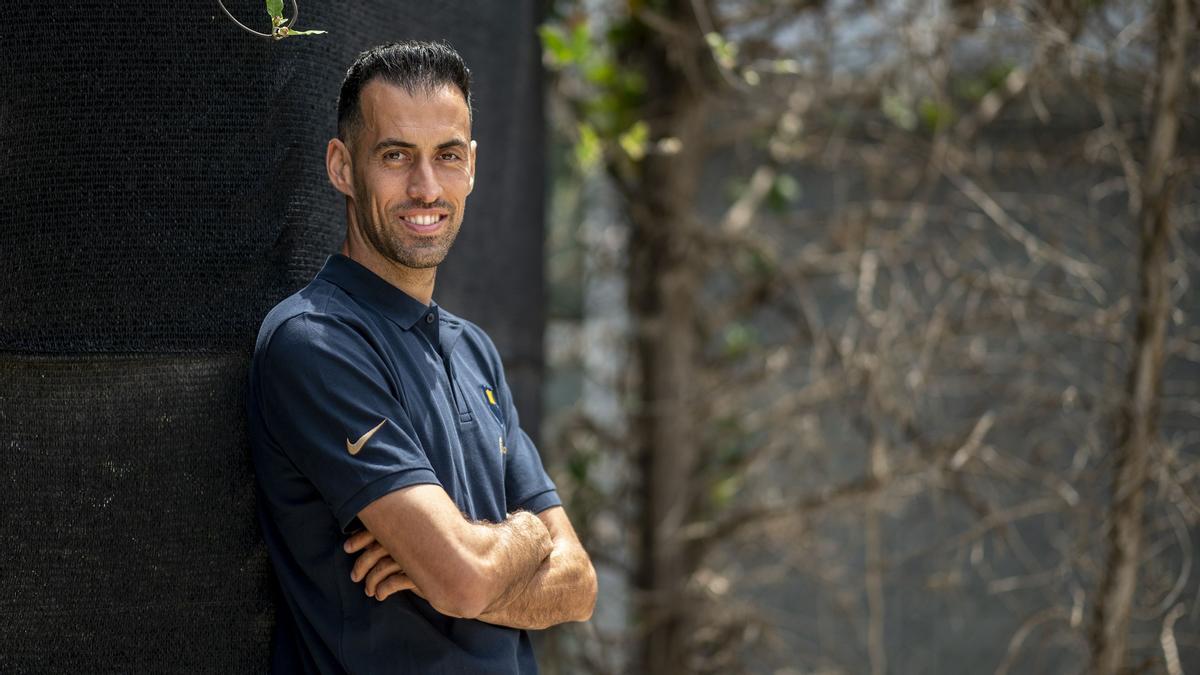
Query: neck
341 217 437 307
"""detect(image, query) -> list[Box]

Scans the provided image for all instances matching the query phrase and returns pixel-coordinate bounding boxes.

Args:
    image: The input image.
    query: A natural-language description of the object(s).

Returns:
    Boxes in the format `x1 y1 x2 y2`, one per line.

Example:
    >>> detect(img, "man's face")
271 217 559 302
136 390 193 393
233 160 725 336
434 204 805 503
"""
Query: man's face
343 80 475 270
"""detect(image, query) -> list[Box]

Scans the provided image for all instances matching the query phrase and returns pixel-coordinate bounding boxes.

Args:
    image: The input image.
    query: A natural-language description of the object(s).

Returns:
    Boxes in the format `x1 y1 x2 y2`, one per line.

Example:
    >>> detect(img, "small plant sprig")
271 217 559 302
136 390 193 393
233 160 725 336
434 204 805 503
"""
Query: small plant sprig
217 0 327 40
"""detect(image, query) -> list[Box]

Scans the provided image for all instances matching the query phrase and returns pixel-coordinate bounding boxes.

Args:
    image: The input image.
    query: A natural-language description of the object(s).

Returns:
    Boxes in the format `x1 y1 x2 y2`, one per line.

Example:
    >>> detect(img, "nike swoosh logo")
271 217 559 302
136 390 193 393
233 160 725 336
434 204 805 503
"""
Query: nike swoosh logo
346 418 388 456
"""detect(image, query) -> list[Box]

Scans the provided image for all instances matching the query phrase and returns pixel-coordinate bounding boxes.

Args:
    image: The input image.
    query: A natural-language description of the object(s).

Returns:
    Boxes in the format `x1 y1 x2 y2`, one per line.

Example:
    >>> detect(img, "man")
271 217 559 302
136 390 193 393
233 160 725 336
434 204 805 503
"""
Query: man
246 41 597 674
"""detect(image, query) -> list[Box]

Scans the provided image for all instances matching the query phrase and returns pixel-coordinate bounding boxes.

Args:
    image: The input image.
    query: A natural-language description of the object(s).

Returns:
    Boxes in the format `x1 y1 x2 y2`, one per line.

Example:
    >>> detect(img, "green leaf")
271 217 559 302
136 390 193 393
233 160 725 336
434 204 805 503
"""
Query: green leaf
984 62 1015 90
538 24 572 66
704 32 737 69
954 62 1015 102
721 323 757 358
266 0 284 20
710 474 741 508
284 28 327 36
918 97 956 132
569 23 590 63
618 120 648 162
767 174 800 212
881 89 916 131
574 123 601 171
583 61 615 87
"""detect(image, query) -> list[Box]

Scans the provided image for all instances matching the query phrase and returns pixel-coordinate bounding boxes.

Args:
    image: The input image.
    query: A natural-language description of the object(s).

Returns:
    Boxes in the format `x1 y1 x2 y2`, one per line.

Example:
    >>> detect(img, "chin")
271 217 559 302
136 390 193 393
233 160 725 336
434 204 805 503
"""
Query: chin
385 246 451 270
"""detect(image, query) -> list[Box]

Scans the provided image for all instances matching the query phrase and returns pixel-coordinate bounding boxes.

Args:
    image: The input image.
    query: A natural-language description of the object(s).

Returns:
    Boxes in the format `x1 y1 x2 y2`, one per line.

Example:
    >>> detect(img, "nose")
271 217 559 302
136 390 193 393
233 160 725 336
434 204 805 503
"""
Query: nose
406 157 442 204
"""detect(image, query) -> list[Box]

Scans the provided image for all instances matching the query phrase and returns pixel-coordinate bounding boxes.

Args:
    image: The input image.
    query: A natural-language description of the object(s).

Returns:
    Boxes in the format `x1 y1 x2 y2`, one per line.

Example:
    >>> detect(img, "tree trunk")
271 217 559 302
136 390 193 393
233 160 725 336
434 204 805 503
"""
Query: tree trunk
1088 0 1190 671
622 4 712 674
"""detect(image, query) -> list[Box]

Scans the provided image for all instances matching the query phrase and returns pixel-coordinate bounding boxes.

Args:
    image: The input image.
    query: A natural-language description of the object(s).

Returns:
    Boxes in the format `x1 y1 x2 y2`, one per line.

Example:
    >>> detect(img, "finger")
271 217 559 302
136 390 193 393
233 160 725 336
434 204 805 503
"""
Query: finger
351 543 390 583
364 559 403 596
375 575 417 601
344 529 377 554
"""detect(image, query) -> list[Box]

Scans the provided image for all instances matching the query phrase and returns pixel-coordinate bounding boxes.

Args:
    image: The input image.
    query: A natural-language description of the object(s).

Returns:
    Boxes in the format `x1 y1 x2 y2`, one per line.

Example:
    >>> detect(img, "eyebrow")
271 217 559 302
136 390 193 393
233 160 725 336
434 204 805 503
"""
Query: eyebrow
373 137 468 153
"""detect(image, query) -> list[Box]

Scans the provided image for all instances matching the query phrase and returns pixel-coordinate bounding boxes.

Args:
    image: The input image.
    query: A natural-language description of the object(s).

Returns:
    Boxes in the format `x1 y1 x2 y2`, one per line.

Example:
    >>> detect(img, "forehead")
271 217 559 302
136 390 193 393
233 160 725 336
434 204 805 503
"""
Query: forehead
357 80 471 144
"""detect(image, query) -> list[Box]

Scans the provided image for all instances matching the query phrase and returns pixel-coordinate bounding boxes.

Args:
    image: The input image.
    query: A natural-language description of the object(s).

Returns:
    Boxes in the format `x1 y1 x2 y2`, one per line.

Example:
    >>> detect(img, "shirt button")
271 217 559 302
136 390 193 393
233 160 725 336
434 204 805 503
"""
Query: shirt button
426 313 436 324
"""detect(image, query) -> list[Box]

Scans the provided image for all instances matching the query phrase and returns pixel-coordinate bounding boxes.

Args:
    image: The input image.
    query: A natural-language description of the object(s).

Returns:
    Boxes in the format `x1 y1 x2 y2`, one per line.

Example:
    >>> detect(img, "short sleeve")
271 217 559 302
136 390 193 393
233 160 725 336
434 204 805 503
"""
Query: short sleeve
492 357 561 515
504 425 562 514
254 313 440 531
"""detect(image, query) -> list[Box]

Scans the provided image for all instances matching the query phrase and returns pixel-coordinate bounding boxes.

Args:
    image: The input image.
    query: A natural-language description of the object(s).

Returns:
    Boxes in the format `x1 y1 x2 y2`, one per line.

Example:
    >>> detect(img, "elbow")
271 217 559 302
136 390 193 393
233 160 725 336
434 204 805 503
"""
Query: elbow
577 560 599 623
432 589 489 621
451 576 495 620
422 559 498 620
427 564 492 619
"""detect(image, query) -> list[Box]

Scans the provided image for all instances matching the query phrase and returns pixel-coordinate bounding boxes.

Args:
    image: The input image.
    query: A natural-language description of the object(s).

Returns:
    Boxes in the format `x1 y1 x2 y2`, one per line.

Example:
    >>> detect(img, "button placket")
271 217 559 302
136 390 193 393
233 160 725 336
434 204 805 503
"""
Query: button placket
446 357 474 424
430 349 472 424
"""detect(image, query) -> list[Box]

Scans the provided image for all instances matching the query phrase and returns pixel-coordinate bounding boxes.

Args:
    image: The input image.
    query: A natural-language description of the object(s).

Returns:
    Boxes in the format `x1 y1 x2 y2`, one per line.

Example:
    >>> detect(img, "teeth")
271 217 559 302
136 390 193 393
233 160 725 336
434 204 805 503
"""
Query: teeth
404 214 441 226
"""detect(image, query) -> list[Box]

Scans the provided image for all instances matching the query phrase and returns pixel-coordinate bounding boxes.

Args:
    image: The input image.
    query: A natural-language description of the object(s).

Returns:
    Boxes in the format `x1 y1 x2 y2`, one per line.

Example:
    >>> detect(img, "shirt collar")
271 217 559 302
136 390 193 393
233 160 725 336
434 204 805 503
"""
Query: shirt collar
316 254 435 332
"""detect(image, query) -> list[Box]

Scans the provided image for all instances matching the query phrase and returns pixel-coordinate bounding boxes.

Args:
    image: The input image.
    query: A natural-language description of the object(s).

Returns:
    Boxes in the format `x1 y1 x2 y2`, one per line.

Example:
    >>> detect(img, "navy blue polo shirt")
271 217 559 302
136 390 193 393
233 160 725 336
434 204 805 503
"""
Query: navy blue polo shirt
246 253 560 675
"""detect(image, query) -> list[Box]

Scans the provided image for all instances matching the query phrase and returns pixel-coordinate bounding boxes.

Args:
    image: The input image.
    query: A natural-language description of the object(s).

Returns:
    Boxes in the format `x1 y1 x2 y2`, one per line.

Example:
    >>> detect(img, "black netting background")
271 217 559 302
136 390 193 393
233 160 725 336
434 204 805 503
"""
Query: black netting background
0 0 545 361
0 355 270 671
1 1 546 671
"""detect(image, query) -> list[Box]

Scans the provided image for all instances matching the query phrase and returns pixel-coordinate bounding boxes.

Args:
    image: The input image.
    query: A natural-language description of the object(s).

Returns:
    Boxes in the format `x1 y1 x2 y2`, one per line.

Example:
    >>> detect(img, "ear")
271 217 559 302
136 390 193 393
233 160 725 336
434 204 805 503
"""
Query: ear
467 139 478 194
326 137 355 198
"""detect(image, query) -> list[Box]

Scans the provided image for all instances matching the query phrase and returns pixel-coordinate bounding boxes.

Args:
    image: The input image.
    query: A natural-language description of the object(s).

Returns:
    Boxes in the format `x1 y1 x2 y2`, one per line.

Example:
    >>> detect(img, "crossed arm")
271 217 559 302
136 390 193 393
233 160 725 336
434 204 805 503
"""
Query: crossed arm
348 484 597 628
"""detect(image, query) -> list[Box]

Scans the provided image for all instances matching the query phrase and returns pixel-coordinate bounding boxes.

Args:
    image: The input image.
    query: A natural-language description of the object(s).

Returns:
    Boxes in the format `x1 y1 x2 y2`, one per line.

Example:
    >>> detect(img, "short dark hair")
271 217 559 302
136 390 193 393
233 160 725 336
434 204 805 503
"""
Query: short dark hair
337 41 472 141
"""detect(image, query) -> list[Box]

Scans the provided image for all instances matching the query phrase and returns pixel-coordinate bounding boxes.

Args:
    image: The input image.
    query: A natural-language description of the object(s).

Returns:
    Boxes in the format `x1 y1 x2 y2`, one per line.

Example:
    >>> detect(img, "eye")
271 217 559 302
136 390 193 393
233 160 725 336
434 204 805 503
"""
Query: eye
438 151 462 161
383 150 408 162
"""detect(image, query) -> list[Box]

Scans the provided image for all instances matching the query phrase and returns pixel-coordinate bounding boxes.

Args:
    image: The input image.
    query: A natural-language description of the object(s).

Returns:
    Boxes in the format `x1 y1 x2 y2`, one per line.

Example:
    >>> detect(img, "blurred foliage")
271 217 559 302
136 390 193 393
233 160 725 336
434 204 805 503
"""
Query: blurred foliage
767 174 801 212
539 18 647 169
538 0 1199 673
954 62 1016 102
720 322 758 360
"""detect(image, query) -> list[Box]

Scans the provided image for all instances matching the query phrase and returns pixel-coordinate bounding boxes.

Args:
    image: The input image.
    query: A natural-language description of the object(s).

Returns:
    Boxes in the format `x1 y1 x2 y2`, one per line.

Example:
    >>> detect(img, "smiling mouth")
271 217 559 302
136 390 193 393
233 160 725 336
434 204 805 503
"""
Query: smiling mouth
403 214 443 226
400 213 448 232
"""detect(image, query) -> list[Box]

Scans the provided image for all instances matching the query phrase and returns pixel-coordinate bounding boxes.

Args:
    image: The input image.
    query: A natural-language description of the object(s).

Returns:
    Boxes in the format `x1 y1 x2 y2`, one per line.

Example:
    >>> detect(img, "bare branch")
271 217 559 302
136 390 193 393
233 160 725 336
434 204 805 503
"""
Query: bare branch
941 166 1107 300
1160 604 1187 675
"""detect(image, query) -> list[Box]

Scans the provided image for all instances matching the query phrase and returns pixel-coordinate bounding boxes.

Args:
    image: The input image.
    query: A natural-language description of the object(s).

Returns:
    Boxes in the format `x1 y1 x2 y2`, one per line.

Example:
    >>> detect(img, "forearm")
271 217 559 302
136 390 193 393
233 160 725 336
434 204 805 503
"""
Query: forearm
463 510 555 613
477 534 597 630
357 486 553 619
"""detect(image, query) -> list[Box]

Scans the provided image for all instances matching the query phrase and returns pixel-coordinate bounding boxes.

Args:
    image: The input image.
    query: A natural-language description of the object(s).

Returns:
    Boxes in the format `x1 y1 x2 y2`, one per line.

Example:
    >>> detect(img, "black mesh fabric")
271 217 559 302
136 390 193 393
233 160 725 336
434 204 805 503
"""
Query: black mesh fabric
0 0 546 361
0 354 271 672
0 1 545 671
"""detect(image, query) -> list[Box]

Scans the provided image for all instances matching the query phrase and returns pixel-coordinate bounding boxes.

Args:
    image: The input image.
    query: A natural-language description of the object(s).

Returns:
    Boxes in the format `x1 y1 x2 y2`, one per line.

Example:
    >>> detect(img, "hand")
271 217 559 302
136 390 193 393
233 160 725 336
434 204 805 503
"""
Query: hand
344 529 422 601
